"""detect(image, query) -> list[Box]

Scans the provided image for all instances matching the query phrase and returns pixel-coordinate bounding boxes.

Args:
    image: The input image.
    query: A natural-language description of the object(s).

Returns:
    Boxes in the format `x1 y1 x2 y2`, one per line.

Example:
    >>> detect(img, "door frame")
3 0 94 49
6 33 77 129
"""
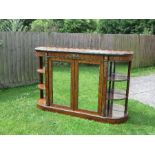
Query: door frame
46 54 107 116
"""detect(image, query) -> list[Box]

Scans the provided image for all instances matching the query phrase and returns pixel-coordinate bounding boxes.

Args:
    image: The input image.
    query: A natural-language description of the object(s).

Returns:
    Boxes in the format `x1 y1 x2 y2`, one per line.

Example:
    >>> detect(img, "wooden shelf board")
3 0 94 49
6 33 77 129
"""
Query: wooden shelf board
108 73 128 81
38 84 45 90
37 68 45 74
107 89 126 100
38 98 46 104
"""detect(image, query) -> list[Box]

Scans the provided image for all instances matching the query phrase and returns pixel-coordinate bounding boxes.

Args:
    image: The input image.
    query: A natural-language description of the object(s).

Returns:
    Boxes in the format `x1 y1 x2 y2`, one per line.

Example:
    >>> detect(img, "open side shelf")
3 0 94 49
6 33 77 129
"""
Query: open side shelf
38 84 46 90
107 89 126 100
37 68 45 74
38 98 46 104
108 73 128 81
111 104 126 118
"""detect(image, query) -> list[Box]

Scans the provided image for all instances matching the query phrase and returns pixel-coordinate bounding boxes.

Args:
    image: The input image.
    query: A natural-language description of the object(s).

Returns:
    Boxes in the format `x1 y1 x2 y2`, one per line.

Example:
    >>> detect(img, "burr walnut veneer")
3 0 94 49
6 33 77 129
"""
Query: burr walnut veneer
35 47 133 124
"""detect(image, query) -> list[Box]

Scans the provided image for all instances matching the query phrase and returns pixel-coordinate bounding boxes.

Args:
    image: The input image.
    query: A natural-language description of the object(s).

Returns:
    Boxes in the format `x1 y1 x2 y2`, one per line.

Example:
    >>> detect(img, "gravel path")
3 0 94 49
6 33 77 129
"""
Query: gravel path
129 74 155 108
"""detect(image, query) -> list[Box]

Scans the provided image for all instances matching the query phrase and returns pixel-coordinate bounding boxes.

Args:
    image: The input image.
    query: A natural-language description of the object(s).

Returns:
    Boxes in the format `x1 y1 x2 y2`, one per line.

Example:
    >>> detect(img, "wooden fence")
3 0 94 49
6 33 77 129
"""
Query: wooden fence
0 32 155 88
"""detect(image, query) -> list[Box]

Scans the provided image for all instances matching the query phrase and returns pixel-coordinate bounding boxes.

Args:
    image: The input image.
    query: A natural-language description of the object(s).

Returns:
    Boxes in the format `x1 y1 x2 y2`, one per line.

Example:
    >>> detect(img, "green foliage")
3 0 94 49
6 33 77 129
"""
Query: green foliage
60 19 97 33
0 19 28 31
21 19 35 29
1 19 155 34
97 19 120 33
31 19 64 32
97 19 155 34
31 19 155 34
21 19 36 27
31 19 97 33
31 19 49 31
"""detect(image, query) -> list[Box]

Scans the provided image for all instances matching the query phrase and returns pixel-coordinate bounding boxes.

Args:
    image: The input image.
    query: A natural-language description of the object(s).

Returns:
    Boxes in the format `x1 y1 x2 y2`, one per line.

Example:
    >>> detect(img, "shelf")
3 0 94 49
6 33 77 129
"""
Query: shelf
38 84 46 90
107 89 126 100
111 104 126 118
108 73 128 81
38 98 46 104
37 67 45 74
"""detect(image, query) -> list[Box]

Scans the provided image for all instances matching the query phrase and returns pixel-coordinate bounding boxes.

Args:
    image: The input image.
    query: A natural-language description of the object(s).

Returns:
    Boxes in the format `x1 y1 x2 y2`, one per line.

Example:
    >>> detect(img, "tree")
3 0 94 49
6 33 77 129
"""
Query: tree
30 19 97 33
22 19 35 30
97 19 120 33
97 19 155 34
0 19 28 31
31 19 64 32
60 19 97 33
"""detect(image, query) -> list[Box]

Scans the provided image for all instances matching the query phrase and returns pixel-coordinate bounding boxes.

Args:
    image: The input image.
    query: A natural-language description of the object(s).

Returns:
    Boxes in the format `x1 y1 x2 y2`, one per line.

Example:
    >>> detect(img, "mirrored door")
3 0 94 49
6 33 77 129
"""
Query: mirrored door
77 63 100 112
48 59 74 108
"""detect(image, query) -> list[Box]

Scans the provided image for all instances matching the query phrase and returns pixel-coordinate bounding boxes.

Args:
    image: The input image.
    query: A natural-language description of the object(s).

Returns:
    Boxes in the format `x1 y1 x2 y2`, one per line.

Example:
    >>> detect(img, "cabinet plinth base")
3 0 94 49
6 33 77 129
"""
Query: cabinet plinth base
37 103 128 124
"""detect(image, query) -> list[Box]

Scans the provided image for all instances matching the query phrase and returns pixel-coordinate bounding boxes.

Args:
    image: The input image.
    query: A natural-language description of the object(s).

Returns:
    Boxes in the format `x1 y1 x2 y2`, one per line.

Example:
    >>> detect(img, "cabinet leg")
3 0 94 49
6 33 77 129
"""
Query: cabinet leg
125 61 132 114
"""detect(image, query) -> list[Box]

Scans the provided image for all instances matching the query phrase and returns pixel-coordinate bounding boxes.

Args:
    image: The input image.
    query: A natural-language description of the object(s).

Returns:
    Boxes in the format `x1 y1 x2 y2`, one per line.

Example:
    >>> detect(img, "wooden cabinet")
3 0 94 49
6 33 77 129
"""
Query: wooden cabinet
35 47 133 124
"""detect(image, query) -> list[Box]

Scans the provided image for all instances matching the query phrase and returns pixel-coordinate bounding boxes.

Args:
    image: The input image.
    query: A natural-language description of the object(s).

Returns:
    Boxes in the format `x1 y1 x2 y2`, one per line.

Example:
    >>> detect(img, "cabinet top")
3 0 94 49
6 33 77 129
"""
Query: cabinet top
35 46 134 56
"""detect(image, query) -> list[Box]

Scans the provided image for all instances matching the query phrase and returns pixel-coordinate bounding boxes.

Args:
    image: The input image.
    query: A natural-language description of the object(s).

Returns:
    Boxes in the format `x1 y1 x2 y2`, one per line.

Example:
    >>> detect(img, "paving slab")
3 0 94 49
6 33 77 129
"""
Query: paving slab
129 74 155 108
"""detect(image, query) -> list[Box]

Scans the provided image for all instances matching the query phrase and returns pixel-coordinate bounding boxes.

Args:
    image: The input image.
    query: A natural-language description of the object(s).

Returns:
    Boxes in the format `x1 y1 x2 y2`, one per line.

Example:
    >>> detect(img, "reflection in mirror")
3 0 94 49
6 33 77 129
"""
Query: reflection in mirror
52 61 71 107
78 64 99 112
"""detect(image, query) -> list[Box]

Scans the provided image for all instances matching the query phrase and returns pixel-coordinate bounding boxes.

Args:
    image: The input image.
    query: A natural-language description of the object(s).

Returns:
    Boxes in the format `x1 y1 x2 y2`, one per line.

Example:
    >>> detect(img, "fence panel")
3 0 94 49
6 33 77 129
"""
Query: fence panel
0 32 155 88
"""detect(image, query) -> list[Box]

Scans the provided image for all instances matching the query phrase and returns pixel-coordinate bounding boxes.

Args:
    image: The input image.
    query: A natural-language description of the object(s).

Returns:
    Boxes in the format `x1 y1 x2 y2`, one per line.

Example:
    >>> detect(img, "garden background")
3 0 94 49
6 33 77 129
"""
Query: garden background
0 19 155 134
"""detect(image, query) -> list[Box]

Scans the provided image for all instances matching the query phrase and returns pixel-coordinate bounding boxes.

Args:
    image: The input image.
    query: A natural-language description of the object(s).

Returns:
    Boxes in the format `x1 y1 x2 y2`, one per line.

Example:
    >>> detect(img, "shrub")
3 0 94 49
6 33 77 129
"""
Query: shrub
97 19 155 34
31 19 97 33
60 19 97 33
31 19 64 32
0 19 28 31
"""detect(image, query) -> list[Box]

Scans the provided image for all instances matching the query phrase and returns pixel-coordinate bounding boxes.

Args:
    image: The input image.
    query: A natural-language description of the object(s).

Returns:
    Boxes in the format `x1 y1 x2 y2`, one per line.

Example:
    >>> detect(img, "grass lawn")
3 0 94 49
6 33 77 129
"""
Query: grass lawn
118 65 155 76
0 65 155 135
